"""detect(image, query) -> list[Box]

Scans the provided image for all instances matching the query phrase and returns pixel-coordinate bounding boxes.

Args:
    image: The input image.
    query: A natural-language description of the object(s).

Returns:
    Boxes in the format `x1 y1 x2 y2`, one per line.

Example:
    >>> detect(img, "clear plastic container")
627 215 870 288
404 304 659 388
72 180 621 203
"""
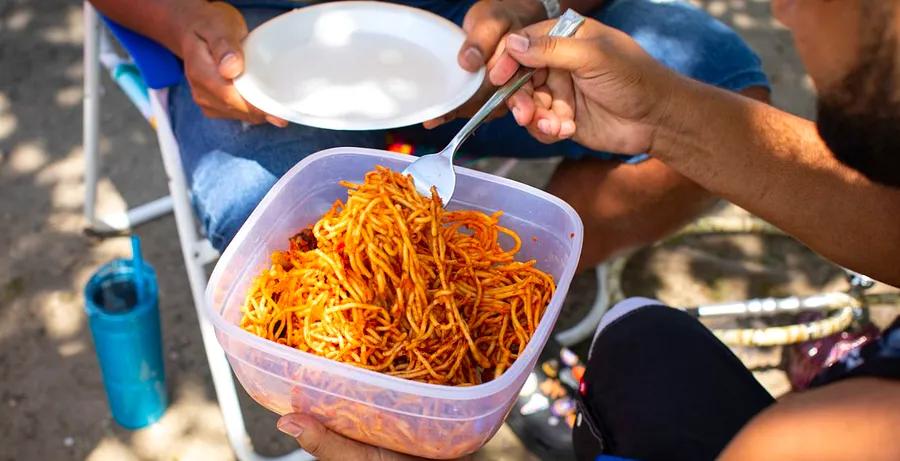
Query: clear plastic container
206 148 583 458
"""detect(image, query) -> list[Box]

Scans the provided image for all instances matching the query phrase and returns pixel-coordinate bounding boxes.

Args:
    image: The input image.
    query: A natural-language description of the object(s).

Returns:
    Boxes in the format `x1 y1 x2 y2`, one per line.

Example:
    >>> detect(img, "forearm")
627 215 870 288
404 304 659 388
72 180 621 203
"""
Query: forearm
88 0 205 57
719 378 900 460
549 157 715 270
651 77 900 286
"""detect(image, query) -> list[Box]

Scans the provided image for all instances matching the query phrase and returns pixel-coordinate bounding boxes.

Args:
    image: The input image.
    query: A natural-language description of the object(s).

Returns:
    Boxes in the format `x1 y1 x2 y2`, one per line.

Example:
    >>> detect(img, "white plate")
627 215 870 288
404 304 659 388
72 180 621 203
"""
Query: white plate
234 1 484 130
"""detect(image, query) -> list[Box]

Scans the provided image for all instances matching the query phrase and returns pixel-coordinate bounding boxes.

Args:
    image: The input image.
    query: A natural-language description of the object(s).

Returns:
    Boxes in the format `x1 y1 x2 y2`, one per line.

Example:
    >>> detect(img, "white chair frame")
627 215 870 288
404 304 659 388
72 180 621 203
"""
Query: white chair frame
82 3 610 459
82 3 311 460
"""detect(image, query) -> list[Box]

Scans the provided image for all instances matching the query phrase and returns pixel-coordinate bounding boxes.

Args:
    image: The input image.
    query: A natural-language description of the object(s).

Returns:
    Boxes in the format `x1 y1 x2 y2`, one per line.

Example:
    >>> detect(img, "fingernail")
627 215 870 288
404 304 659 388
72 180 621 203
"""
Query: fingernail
277 417 305 438
220 52 238 67
537 119 552 135
507 34 530 53
511 106 523 124
462 47 483 70
560 120 576 137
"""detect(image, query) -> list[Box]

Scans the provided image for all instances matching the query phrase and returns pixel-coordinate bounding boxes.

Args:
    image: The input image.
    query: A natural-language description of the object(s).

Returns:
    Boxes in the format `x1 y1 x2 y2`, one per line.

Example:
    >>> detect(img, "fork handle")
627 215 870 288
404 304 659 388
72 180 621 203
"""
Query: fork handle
443 10 586 156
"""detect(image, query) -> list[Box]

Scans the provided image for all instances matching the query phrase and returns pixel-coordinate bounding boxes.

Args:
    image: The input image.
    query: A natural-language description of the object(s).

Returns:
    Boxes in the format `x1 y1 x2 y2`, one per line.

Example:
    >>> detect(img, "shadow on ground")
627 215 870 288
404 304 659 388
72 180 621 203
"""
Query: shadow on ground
0 1 261 459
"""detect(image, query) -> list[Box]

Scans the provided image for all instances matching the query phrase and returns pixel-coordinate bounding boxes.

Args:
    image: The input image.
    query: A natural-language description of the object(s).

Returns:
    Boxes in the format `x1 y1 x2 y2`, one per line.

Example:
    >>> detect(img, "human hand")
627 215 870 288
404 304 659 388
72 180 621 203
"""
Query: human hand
277 413 452 461
489 18 683 154
423 0 546 129
179 1 287 127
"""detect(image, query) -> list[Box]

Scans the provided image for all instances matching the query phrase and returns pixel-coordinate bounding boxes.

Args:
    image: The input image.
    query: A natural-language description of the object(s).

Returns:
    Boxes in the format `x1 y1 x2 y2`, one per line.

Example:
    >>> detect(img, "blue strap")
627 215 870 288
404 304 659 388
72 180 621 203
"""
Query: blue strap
101 16 183 89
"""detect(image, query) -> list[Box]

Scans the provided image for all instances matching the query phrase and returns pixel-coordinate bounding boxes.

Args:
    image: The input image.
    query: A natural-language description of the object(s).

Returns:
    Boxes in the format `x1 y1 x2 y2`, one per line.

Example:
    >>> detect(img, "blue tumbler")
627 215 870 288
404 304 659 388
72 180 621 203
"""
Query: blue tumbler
84 236 167 429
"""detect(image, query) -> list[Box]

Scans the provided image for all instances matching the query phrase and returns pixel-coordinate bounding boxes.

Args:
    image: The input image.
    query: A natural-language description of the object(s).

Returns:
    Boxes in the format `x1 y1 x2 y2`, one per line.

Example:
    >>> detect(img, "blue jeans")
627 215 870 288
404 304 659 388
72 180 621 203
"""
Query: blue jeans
169 0 769 251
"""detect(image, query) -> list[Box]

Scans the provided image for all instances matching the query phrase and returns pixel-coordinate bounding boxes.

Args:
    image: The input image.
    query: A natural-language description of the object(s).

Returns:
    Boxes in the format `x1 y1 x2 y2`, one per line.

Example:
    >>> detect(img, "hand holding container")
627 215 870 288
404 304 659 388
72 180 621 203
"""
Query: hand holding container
206 148 583 458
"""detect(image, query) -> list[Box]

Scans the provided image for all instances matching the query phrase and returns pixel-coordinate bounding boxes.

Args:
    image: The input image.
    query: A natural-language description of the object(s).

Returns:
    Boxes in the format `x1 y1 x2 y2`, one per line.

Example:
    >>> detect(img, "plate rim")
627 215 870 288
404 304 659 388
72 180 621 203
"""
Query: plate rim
233 1 485 131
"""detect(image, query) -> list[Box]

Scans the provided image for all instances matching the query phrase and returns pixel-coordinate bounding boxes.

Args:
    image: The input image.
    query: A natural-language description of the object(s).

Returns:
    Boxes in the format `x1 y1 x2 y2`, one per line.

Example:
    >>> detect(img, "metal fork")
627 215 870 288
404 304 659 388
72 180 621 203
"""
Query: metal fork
402 9 586 204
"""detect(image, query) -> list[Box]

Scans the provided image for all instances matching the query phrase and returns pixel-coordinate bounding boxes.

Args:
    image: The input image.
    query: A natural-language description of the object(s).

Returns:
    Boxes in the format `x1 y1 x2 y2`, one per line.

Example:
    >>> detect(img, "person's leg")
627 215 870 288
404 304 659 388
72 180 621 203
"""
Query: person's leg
168 6 387 251
573 299 775 461
548 158 717 270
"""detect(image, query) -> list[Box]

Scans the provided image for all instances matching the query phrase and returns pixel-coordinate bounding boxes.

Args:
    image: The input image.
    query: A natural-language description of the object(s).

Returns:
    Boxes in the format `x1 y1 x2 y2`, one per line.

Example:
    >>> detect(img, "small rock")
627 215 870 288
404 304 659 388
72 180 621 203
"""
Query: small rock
63 437 74 447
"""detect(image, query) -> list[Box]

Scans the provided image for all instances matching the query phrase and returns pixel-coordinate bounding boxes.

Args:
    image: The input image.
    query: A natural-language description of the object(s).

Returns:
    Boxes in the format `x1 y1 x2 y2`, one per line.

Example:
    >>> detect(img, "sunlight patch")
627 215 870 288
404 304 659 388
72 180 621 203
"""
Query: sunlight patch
8 141 48 174
6 8 33 31
55 86 83 107
0 92 14 140
38 290 84 339
86 437 140 461
732 12 759 29
41 6 83 45
706 0 727 17
130 380 233 460
58 340 86 357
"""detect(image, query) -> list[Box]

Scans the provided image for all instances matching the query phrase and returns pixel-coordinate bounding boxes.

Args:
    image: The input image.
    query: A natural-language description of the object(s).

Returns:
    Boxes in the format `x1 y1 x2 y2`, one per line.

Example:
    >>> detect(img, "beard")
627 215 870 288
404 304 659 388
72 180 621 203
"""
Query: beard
816 99 900 188
815 1 900 188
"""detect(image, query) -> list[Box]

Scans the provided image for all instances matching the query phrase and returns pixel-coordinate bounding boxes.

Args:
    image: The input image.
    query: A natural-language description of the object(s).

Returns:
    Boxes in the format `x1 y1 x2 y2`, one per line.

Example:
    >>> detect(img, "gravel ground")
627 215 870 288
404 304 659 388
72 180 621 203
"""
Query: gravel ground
1 1 895 460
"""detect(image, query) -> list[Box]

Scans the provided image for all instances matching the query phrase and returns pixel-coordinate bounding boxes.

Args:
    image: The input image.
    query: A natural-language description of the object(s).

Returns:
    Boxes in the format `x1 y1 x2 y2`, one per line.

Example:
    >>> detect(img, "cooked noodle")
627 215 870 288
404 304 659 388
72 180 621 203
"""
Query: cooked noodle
240 166 555 385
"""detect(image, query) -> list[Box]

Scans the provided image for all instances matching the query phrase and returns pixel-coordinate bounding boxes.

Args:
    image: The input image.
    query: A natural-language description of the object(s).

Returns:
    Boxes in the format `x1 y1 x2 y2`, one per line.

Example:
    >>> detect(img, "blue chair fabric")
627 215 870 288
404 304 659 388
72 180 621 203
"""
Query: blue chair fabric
101 16 183 89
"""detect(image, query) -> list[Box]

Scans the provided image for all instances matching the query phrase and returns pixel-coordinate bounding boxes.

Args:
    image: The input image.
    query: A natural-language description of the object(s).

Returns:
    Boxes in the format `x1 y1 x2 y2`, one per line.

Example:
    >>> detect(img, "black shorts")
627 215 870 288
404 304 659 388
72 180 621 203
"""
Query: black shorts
572 301 774 461
572 300 900 461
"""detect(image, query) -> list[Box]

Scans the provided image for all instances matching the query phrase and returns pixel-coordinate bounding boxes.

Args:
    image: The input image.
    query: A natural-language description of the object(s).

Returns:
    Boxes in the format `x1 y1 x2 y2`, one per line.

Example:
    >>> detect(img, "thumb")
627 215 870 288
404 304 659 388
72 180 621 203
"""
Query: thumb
199 4 249 79
277 413 371 461
458 3 509 72
504 33 594 73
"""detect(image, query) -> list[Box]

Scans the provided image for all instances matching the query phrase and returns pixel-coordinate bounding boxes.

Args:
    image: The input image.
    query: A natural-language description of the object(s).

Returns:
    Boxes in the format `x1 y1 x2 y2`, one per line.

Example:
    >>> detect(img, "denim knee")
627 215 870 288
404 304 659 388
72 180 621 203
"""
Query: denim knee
190 150 277 251
596 0 770 93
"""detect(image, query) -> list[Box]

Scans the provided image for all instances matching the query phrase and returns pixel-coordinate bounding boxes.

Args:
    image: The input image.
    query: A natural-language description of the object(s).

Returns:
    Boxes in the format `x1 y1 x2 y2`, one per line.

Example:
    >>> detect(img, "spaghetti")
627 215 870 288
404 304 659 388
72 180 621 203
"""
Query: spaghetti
240 166 555 385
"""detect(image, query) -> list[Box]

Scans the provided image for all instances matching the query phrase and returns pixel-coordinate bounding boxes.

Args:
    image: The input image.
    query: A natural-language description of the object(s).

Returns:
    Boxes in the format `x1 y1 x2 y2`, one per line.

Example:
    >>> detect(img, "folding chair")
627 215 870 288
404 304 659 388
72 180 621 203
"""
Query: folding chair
82 3 311 460
82 2 609 459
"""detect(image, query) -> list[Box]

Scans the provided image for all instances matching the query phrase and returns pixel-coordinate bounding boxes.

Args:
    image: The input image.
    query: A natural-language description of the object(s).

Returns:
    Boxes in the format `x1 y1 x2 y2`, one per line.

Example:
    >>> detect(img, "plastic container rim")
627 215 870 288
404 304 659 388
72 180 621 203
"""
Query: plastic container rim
205 147 583 401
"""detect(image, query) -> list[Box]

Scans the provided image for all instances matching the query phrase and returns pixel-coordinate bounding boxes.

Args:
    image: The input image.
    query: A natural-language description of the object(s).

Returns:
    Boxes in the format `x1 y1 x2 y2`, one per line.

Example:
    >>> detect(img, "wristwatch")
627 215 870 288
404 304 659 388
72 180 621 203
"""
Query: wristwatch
536 0 562 18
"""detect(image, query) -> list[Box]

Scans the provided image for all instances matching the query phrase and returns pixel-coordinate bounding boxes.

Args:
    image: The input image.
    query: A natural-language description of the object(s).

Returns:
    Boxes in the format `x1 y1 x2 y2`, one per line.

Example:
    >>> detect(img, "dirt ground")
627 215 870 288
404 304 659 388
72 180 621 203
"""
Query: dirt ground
1 1 897 460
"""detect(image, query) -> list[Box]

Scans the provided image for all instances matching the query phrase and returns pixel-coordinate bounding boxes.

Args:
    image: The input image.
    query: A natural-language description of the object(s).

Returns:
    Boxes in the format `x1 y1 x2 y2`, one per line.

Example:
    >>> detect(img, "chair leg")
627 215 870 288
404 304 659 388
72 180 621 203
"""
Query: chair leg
187 245 312 461
149 89 312 461
83 4 173 235
83 1 101 228
86 197 175 235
